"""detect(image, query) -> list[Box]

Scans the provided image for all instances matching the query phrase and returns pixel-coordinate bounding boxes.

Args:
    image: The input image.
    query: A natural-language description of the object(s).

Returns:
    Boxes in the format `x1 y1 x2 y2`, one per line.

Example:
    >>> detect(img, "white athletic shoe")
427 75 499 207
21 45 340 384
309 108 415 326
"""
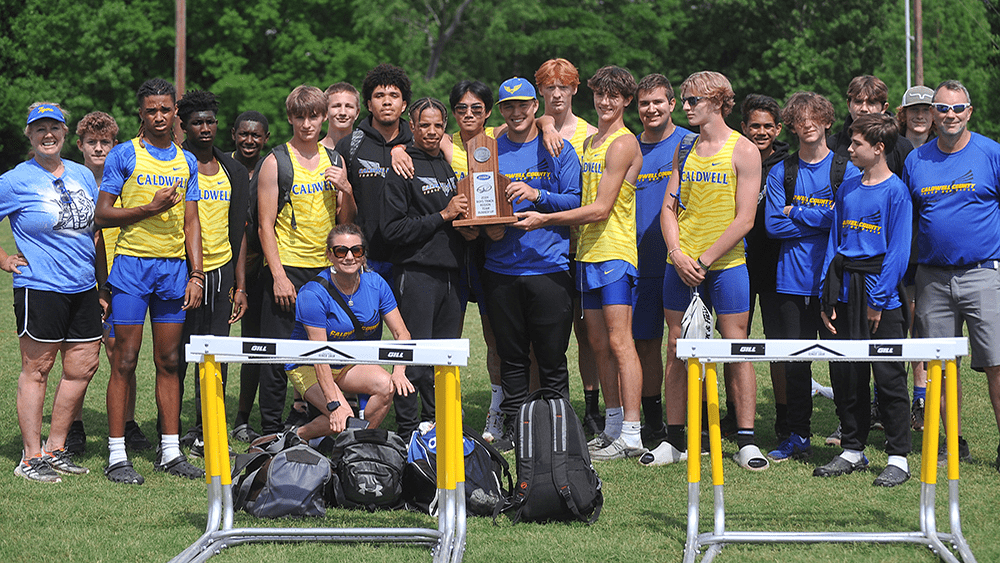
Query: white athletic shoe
482 410 504 443
591 437 647 461
639 441 688 466
811 378 835 400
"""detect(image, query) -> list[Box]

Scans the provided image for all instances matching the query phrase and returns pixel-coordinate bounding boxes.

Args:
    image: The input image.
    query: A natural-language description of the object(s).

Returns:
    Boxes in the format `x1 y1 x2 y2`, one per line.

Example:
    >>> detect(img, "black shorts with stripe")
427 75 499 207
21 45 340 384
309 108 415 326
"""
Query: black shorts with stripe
13 287 103 343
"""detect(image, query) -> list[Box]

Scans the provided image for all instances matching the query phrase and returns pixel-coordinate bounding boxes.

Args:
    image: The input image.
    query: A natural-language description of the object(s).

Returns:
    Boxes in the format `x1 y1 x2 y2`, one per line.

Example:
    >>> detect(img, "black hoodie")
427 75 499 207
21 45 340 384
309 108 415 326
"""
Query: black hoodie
827 113 913 177
380 146 464 270
746 140 790 294
336 116 413 262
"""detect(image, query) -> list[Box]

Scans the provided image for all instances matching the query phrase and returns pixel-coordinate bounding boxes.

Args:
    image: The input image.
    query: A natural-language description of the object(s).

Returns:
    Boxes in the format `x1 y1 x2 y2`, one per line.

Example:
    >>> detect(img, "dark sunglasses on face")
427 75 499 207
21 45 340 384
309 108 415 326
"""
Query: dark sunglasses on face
934 103 970 114
329 245 365 258
681 96 704 108
454 103 485 116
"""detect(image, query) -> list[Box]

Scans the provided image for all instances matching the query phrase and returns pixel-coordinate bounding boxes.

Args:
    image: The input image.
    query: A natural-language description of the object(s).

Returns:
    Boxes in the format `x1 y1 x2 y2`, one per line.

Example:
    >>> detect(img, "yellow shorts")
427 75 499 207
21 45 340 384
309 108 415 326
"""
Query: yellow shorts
286 365 348 397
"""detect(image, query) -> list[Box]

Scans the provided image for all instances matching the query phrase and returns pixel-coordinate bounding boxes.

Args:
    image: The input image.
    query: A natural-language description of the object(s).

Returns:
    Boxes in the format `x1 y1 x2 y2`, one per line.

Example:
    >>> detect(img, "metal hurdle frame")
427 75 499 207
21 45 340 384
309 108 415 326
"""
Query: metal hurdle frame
171 335 470 563
676 337 976 563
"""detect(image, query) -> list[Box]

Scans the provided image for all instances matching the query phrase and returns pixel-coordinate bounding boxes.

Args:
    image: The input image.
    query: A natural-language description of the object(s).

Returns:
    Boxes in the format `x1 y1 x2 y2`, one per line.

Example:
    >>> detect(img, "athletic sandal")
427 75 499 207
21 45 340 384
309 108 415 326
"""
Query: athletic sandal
639 441 687 466
155 454 205 480
873 465 910 487
231 423 261 444
104 460 144 485
733 444 769 471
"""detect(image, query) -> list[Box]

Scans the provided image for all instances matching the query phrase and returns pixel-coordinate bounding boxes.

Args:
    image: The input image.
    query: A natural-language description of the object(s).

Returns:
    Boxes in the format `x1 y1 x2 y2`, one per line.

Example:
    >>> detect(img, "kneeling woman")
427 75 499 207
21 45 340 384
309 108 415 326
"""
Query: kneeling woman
286 224 414 439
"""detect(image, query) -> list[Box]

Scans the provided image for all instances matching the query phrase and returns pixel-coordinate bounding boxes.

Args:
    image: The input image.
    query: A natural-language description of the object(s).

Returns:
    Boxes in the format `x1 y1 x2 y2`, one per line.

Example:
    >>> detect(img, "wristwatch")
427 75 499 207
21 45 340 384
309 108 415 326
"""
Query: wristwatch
326 400 341 412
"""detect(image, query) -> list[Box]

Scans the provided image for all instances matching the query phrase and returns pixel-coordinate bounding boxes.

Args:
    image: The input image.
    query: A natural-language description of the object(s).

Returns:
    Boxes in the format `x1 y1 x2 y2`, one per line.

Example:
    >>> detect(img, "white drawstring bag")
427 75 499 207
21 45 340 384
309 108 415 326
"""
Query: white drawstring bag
681 288 713 340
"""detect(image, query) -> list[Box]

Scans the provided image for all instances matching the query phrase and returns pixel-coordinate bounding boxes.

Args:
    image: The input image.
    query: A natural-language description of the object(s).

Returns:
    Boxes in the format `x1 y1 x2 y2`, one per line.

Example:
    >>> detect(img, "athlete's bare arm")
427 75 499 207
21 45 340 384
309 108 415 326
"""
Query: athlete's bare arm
256 154 297 312
514 134 640 230
182 199 204 310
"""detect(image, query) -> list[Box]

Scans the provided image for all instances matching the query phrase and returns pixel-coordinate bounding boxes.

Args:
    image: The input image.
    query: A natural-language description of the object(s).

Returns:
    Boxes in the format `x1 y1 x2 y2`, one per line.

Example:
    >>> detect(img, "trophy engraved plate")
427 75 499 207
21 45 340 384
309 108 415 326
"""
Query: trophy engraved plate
454 132 516 227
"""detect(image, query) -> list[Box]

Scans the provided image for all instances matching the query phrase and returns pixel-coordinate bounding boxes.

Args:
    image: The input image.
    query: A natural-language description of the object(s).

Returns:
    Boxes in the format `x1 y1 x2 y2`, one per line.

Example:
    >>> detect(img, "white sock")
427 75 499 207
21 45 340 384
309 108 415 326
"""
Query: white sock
840 448 864 463
160 434 182 463
620 421 642 448
604 407 624 439
109 437 127 466
887 455 909 472
489 384 504 412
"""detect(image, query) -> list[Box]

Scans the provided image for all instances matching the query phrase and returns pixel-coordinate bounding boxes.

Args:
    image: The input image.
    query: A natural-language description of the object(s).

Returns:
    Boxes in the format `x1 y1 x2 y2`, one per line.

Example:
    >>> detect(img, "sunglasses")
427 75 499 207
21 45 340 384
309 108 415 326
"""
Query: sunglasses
453 103 485 116
933 103 970 114
681 96 704 108
329 245 365 258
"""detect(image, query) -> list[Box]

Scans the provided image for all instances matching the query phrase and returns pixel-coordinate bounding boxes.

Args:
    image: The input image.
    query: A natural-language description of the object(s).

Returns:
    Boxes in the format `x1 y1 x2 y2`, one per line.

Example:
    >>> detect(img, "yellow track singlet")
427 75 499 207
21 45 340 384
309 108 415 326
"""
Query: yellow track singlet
450 127 496 180
577 127 637 267
197 168 234 271
675 130 744 270
116 139 189 258
275 142 336 268
568 116 591 160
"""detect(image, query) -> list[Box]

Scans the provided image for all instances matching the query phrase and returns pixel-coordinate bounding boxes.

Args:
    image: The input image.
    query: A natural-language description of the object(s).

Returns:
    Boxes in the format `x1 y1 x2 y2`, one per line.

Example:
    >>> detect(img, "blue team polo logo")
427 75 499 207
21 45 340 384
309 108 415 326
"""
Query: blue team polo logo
636 163 674 189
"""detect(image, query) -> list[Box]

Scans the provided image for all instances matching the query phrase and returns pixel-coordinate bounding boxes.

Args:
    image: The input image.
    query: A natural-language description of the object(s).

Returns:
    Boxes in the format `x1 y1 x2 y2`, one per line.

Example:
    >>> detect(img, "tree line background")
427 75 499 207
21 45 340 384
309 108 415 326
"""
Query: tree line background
2 0 999 172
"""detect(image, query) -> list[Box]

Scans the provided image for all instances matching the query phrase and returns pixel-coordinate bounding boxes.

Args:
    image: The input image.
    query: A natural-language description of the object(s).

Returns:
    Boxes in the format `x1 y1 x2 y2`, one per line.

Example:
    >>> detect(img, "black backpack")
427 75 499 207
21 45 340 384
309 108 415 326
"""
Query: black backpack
507 391 603 524
328 428 408 511
231 432 332 519
402 424 513 517
782 151 848 205
246 143 344 254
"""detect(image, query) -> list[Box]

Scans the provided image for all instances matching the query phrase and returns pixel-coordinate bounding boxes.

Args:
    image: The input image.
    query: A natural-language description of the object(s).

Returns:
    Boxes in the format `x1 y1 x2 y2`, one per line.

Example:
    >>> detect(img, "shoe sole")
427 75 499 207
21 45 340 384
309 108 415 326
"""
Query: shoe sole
767 449 812 463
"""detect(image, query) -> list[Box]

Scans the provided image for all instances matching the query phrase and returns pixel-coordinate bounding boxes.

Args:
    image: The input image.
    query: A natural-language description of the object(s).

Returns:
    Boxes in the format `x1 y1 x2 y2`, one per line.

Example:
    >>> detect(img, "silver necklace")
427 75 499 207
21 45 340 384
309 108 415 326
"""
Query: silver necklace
330 269 360 306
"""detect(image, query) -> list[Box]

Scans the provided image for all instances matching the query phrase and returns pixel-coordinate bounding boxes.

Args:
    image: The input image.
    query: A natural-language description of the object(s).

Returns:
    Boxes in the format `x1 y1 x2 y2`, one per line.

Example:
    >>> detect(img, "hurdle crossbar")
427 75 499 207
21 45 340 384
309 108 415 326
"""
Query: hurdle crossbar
171 335 470 563
676 337 975 563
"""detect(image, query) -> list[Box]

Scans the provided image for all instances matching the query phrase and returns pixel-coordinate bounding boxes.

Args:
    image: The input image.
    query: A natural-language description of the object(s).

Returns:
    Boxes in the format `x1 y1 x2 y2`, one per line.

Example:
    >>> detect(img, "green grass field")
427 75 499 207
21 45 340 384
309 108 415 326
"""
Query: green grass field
0 221 998 563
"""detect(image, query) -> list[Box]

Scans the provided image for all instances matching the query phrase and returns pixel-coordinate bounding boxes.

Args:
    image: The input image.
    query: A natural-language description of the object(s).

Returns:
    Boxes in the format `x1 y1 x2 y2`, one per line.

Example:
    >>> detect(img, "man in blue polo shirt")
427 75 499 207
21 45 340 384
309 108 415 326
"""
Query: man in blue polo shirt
904 80 1000 471
481 77 581 450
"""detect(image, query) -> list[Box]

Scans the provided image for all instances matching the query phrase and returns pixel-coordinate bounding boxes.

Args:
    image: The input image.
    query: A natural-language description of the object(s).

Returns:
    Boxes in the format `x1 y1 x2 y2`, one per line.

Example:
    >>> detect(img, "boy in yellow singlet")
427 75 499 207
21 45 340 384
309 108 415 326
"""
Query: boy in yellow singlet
646 71 766 470
515 66 645 461
256 85 354 435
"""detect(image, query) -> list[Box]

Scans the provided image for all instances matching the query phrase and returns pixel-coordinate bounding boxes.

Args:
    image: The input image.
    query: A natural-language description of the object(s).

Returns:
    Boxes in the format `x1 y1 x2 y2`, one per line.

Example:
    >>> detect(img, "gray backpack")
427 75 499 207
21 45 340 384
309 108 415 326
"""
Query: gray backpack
232 433 332 518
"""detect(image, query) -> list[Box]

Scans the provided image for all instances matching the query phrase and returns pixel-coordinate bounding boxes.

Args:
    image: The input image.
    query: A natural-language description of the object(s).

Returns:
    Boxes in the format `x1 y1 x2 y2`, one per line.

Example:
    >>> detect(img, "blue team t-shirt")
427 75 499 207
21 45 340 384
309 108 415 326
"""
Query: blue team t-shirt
286 269 397 370
765 152 861 296
486 135 580 276
0 159 99 293
821 174 912 310
635 126 692 278
903 133 1000 266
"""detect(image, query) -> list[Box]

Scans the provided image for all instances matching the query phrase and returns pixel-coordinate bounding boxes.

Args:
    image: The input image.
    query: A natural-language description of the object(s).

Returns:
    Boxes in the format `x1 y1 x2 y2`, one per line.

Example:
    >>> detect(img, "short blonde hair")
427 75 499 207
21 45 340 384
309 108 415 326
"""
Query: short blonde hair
680 71 735 117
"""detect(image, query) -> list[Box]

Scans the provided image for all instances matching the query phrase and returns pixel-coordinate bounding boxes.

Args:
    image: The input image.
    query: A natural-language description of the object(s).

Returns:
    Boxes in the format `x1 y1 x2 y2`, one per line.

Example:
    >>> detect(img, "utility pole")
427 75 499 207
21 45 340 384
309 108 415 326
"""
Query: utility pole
174 0 186 140
905 0 912 89
915 0 924 85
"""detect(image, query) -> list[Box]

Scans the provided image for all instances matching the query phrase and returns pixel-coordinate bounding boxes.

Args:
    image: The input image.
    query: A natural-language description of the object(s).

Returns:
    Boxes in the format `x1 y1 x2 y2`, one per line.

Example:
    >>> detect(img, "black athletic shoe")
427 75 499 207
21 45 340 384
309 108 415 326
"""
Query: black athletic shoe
179 427 201 449
911 398 925 431
813 454 869 477
937 437 972 466
719 412 737 440
640 423 667 446
124 420 154 452
870 401 884 431
65 420 87 457
283 402 311 431
494 423 516 453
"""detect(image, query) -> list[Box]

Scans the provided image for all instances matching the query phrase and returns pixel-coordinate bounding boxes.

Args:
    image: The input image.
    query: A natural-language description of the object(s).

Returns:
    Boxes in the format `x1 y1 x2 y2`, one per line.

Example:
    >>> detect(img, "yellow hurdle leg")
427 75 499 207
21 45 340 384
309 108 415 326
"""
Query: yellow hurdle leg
921 360 943 484
435 365 464 490
687 358 703 484
945 360 960 481
704 363 724 486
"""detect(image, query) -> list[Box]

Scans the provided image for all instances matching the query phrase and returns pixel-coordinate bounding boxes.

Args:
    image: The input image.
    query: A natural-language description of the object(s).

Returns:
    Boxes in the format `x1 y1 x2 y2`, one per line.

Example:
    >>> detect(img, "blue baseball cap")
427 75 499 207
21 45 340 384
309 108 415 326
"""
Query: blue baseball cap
26 104 66 126
497 77 536 104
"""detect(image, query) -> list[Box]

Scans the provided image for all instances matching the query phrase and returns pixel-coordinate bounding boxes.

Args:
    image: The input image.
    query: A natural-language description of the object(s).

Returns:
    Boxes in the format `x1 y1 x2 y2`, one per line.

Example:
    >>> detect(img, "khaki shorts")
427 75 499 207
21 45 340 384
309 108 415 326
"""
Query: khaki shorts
286 365 348 397
915 264 1000 370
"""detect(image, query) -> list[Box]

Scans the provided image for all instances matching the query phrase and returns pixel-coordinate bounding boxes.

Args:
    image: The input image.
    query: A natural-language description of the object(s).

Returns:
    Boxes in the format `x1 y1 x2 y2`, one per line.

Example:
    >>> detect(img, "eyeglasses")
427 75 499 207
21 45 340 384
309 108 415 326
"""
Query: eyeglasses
933 103 970 114
329 245 365 258
681 96 704 108
454 103 485 116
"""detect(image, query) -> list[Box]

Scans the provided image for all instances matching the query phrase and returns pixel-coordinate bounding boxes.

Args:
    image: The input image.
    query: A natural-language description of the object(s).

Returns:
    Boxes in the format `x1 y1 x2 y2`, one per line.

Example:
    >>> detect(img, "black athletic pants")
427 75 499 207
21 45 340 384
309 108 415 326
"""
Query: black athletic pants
178 261 234 431
762 293 831 438
829 304 911 456
258 264 324 434
484 269 573 419
393 265 463 440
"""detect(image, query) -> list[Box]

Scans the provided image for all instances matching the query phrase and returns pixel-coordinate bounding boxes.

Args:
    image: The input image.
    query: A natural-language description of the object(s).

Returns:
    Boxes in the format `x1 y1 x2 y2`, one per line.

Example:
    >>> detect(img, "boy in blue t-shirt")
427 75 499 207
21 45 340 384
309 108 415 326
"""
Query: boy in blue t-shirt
816 113 912 487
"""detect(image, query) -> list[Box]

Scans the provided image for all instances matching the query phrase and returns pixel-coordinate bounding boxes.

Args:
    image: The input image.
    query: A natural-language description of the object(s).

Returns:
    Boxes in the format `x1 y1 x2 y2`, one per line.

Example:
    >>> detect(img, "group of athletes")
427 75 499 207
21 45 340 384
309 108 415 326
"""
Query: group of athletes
4 58 1000 490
